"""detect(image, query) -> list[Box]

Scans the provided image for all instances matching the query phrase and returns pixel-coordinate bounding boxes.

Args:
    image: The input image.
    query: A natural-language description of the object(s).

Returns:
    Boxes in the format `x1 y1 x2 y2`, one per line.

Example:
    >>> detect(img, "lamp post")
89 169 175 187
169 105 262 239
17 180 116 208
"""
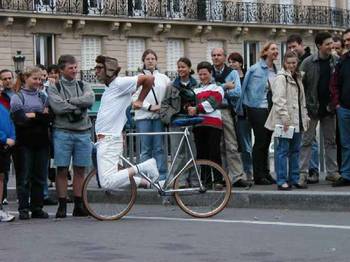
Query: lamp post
12 50 25 74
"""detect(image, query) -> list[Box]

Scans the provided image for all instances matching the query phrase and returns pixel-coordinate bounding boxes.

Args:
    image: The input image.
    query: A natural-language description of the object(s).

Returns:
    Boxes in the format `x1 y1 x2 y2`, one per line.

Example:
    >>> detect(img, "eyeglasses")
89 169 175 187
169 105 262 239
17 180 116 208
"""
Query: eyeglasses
94 66 104 70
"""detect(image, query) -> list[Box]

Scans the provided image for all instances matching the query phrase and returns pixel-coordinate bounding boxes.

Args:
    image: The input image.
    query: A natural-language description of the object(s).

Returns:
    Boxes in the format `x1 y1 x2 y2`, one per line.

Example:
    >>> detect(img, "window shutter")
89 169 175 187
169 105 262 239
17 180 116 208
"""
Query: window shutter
207 40 224 61
166 39 184 72
127 38 145 71
81 36 102 70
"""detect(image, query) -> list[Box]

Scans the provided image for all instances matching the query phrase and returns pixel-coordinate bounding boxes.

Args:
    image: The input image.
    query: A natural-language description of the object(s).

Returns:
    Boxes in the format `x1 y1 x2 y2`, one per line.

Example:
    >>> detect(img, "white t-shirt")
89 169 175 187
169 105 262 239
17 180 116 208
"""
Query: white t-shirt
95 76 138 136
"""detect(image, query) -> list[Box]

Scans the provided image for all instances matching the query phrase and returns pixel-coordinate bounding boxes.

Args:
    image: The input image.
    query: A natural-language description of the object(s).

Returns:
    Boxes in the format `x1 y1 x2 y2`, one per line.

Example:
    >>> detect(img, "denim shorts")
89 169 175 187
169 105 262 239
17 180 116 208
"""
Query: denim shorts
53 129 92 167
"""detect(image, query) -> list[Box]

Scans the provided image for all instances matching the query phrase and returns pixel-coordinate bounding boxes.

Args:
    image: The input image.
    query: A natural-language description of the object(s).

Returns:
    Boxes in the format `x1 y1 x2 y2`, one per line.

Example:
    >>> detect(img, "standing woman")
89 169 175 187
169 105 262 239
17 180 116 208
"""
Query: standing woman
132 49 170 182
10 66 51 219
228 52 253 181
236 42 279 185
160 57 197 176
187 62 224 185
265 51 309 190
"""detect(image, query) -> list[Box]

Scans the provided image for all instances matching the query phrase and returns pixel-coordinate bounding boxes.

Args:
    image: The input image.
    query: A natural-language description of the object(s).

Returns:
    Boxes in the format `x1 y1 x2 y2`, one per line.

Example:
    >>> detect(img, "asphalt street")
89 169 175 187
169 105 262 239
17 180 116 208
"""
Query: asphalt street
1 203 350 262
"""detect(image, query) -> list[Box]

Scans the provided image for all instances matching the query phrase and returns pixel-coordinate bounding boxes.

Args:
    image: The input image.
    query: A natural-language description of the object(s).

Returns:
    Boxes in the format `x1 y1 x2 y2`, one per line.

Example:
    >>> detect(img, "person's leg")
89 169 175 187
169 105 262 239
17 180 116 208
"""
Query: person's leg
289 133 303 187
299 117 319 185
14 146 31 218
308 137 319 182
247 107 272 184
0 172 15 222
30 147 49 218
321 115 340 181
71 131 92 216
136 119 153 162
336 113 342 171
275 137 289 187
220 109 245 183
335 107 350 181
152 119 168 181
236 117 253 180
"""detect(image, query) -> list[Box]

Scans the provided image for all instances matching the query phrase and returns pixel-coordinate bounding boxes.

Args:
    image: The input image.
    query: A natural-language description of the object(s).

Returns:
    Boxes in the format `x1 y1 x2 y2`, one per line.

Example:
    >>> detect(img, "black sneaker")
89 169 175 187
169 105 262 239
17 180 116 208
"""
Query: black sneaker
254 178 272 185
265 174 276 184
332 177 350 187
72 206 89 217
43 197 58 206
19 210 30 220
56 205 67 218
31 209 49 219
307 169 319 184
233 179 252 188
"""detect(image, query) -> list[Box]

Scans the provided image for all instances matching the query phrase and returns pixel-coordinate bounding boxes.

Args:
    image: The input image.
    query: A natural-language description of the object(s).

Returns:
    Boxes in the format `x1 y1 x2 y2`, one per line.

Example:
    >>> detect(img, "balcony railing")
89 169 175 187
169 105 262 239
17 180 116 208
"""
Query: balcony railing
1 1 349 28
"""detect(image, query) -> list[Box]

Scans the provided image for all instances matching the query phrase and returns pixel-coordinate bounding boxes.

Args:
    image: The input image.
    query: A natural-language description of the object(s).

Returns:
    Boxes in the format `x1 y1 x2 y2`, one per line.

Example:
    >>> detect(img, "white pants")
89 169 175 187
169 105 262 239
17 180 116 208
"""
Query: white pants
96 135 141 189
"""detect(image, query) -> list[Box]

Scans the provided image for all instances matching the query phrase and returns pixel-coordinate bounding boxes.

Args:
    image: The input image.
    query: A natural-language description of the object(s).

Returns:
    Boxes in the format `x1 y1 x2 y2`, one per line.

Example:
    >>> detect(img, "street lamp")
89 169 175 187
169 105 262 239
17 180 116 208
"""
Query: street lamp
12 50 25 74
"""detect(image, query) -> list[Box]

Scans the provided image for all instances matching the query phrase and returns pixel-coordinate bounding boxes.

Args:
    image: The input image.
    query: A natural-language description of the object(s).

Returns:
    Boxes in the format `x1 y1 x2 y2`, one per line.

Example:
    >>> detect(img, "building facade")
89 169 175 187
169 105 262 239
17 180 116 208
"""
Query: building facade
0 0 349 80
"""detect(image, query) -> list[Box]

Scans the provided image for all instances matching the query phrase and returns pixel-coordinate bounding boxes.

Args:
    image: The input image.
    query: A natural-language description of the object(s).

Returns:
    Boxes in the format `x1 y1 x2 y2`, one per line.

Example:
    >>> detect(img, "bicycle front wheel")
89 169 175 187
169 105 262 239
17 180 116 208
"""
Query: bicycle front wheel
82 169 137 221
174 160 231 218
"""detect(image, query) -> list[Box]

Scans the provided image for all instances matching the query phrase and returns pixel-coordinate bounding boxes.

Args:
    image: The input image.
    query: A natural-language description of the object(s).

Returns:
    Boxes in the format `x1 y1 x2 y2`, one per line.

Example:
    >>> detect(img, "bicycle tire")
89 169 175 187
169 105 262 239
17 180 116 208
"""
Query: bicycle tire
82 169 137 221
173 160 231 218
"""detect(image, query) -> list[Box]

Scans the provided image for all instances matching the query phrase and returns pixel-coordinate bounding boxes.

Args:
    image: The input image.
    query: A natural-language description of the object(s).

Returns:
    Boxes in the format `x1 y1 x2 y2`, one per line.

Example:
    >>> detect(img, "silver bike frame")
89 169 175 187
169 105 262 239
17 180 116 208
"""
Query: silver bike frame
123 127 204 194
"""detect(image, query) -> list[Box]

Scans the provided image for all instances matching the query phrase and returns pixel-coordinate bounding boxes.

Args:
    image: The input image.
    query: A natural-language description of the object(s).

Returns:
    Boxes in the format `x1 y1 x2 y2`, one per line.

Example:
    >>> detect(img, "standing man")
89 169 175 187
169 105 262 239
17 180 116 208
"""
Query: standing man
286 34 320 184
299 32 340 187
331 29 350 187
0 69 15 205
47 55 95 218
211 48 250 187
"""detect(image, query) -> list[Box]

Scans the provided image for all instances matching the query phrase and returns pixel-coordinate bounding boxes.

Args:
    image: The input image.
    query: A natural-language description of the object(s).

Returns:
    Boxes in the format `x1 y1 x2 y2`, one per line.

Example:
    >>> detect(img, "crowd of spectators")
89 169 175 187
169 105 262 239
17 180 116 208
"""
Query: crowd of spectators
1 29 350 222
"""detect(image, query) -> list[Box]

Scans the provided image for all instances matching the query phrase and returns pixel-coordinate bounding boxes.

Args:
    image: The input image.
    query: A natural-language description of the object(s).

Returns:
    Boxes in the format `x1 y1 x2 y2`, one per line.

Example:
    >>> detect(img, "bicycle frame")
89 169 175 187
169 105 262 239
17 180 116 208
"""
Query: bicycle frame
123 127 205 195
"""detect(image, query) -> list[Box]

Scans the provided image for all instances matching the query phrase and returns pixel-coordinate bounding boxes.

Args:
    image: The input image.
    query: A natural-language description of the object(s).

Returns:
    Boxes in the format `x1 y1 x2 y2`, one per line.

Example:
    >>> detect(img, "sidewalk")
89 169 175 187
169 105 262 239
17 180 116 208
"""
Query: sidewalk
5 172 350 212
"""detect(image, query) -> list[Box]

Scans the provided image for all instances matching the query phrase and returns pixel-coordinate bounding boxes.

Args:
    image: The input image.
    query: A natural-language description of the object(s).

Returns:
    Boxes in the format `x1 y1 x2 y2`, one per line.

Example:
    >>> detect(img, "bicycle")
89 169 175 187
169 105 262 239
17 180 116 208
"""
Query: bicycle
82 126 232 221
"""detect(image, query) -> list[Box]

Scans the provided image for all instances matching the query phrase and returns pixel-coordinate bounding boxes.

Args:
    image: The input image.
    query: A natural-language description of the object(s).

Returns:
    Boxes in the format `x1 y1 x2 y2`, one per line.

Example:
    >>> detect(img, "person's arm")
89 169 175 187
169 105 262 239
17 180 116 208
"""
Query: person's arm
47 83 78 115
132 75 154 109
191 85 224 115
272 75 290 126
67 82 95 109
226 70 241 98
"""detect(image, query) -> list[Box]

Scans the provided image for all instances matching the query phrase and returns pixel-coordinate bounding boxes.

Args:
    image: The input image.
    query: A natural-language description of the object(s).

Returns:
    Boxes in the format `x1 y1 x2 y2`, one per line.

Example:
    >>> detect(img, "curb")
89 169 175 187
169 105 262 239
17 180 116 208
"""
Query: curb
6 188 350 212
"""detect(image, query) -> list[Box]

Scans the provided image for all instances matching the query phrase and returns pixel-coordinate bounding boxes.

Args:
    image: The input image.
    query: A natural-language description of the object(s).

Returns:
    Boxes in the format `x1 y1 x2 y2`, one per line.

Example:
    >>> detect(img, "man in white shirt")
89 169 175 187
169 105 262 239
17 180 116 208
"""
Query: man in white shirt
94 55 159 189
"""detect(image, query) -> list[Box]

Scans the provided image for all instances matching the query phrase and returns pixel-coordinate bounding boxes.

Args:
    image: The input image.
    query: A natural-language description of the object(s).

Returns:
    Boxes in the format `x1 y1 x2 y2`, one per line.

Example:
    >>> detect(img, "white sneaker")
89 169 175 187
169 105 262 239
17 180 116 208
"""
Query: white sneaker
2 198 8 205
137 158 160 183
0 210 15 222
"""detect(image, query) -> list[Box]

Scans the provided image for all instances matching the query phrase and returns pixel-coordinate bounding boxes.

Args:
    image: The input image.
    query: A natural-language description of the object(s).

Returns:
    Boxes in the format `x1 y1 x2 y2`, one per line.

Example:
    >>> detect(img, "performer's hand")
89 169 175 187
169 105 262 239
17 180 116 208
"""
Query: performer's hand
133 100 143 109
187 106 197 116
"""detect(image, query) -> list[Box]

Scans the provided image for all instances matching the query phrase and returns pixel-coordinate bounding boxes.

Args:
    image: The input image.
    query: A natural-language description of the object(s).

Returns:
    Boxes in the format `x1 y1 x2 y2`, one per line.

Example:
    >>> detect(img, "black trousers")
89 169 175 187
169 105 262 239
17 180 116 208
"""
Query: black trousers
246 107 273 180
13 145 48 212
193 126 222 184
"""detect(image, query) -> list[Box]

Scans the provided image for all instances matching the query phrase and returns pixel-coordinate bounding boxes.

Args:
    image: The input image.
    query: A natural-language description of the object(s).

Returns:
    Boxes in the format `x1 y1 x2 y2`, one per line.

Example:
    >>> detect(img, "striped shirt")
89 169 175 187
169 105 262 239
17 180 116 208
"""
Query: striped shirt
194 82 224 129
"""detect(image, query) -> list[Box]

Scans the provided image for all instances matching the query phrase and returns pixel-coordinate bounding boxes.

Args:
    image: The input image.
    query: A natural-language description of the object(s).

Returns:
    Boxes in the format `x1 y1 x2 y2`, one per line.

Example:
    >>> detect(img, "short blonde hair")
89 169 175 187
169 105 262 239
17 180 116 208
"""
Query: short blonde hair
260 41 277 60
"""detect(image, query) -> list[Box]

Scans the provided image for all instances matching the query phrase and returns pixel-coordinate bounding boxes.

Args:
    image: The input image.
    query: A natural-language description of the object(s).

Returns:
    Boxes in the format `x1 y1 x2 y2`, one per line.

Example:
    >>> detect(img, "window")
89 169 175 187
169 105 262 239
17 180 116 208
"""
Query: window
207 40 224 61
128 0 145 16
244 41 259 68
166 39 184 72
81 36 102 70
34 0 56 13
166 0 184 18
34 34 55 66
127 38 145 71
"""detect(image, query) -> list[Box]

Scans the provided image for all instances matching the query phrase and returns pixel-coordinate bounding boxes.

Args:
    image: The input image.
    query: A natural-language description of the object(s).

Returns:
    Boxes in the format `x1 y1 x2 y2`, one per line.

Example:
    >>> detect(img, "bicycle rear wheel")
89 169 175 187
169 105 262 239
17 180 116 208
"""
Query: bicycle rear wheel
173 160 231 218
82 169 137 221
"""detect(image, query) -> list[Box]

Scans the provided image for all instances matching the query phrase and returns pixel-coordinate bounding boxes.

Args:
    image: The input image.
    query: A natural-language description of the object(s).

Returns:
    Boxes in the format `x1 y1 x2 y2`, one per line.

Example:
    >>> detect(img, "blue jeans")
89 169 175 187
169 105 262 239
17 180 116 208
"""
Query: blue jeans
136 119 168 181
337 107 350 180
236 117 253 177
275 132 302 186
309 138 319 172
